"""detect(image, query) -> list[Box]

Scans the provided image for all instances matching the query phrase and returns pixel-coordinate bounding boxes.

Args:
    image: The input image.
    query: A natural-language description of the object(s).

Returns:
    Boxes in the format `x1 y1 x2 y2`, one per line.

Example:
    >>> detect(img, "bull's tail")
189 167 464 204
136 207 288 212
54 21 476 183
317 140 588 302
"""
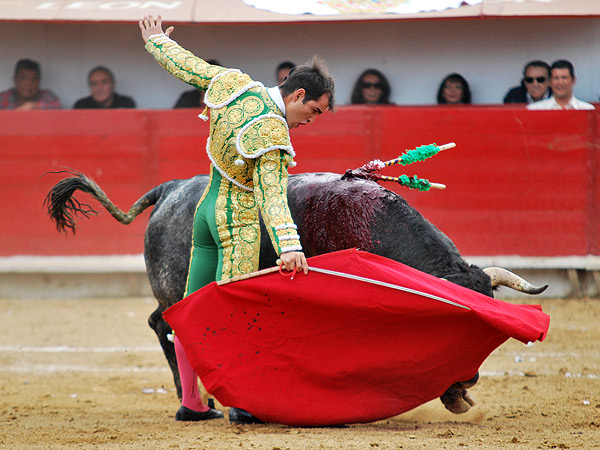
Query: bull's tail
44 170 158 234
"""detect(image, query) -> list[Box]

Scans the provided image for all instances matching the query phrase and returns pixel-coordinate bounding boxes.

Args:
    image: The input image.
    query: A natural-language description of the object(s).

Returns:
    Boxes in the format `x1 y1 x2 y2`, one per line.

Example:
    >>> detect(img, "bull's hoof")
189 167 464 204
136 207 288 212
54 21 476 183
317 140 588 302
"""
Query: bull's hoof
175 406 224 421
440 373 479 414
441 388 476 414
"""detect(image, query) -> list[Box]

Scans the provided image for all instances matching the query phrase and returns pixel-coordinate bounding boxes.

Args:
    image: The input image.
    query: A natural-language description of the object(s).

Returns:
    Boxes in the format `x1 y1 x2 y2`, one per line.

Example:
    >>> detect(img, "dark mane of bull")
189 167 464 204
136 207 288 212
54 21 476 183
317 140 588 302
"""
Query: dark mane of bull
368 192 493 297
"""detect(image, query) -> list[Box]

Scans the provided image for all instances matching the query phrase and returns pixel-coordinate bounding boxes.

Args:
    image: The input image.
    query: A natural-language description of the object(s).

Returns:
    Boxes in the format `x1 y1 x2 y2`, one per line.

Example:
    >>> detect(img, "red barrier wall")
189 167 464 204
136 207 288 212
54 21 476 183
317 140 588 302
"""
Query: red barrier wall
1 106 598 257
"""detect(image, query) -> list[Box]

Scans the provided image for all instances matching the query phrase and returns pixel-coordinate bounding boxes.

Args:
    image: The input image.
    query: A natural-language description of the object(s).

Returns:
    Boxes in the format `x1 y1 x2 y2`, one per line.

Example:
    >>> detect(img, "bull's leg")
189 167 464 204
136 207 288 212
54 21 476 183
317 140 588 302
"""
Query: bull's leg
440 372 479 414
148 307 182 399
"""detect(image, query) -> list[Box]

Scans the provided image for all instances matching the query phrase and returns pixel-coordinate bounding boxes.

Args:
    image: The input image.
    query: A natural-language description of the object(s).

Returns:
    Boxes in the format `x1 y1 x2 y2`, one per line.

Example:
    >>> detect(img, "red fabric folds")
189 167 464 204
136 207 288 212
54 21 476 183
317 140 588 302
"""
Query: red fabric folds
163 249 550 426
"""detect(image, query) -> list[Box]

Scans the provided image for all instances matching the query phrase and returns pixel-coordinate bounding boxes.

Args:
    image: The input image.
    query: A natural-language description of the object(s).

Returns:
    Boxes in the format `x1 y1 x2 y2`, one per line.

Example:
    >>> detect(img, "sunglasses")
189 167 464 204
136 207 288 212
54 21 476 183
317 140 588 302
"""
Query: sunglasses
525 76 547 83
361 81 383 89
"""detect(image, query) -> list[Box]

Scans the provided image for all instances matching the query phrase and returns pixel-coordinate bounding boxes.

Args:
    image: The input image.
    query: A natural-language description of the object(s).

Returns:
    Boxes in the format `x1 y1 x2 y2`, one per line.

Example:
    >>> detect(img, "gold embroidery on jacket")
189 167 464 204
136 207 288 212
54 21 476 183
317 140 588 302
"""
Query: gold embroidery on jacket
254 151 300 253
216 176 260 279
146 37 300 256
215 177 231 278
238 116 291 157
145 38 225 89
205 71 255 106
231 188 260 276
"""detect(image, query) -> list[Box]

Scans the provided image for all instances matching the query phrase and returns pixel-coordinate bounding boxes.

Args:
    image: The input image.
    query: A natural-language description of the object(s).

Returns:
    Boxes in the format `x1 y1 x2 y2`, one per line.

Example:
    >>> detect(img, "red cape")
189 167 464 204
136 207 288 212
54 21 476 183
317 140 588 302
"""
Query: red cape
163 249 549 426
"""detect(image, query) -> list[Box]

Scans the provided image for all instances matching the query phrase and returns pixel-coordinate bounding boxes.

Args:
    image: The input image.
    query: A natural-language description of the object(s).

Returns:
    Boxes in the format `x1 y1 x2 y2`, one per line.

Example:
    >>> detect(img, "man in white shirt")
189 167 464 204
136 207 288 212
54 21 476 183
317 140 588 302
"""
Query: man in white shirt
527 60 594 110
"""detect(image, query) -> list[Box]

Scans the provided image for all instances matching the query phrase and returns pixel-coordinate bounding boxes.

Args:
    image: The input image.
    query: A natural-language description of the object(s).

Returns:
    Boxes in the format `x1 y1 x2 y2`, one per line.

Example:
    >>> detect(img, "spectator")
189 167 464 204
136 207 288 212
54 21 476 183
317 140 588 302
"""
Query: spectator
528 60 595 110
503 60 551 104
173 59 220 108
437 73 471 104
350 69 392 105
0 59 62 110
276 61 295 85
73 66 135 109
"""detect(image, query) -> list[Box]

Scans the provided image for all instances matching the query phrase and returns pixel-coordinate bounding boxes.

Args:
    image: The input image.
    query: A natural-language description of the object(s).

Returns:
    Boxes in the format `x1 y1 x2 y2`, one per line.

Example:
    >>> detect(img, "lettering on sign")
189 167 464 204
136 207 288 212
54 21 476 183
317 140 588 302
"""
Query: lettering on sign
35 1 183 10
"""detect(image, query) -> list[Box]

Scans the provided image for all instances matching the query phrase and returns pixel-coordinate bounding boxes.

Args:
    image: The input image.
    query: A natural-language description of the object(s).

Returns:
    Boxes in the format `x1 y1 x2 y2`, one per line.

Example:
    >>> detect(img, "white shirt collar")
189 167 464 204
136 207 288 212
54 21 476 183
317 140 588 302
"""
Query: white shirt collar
267 86 286 115
551 95 577 110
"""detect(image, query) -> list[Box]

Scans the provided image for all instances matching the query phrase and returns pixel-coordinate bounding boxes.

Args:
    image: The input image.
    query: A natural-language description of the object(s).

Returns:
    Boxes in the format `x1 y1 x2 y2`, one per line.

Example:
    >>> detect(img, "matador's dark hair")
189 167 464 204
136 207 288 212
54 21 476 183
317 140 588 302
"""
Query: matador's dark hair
280 55 336 111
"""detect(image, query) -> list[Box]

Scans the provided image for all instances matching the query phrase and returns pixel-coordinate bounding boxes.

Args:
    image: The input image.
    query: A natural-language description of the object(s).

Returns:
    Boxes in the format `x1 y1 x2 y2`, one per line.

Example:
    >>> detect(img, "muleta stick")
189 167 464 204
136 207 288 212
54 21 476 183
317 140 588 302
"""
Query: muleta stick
217 266 281 285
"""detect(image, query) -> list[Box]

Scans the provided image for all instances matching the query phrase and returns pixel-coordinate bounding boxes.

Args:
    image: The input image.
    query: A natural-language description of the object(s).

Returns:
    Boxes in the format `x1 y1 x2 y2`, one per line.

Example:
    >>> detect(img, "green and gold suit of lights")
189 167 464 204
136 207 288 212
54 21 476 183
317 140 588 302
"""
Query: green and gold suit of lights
146 35 302 295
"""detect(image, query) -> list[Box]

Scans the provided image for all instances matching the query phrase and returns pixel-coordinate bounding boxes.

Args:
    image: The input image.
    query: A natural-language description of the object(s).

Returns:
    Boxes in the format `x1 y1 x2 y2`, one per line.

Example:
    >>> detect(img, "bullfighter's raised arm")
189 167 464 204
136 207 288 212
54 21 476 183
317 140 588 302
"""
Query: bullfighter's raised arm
140 15 225 91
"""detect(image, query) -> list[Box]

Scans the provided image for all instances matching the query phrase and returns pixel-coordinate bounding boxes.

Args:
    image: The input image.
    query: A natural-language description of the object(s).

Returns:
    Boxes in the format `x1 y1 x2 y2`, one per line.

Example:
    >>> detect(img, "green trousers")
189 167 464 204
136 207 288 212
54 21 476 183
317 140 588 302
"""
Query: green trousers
183 168 262 296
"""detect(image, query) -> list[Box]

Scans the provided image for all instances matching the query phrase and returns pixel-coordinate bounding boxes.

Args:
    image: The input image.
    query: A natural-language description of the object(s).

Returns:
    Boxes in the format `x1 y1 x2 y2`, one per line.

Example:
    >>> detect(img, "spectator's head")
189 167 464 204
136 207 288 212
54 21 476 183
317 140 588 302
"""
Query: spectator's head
522 60 551 102
14 59 41 102
276 61 295 85
88 66 116 107
280 55 335 128
437 73 471 104
550 60 576 102
351 69 391 105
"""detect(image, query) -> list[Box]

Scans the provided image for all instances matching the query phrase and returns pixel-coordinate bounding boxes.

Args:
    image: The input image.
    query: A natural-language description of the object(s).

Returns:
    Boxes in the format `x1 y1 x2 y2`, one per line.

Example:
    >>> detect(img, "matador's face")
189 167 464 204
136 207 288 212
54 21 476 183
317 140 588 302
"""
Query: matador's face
285 90 330 129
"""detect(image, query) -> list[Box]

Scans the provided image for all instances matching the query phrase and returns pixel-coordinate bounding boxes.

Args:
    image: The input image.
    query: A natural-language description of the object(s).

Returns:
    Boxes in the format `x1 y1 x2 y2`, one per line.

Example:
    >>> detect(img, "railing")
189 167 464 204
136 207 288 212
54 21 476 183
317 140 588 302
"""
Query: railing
1 106 598 258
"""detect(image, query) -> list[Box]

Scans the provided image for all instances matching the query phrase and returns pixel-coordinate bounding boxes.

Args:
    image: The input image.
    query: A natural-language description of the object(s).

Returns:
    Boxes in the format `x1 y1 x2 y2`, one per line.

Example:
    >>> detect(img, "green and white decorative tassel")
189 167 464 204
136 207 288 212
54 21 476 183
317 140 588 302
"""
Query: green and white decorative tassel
384 142 456 167
353 142 455 191
378 174 446 191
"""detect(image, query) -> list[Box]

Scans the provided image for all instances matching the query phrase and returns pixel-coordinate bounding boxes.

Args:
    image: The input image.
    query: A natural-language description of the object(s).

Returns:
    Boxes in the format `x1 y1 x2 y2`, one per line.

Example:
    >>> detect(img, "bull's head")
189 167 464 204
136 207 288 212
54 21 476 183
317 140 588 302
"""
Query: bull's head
441 264 547 298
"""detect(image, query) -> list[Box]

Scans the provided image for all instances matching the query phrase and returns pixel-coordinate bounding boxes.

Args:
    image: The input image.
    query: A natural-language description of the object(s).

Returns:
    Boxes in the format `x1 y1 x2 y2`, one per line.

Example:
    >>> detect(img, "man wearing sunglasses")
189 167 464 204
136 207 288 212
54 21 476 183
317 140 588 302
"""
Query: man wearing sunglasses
503 60 552 104
528 60 595 110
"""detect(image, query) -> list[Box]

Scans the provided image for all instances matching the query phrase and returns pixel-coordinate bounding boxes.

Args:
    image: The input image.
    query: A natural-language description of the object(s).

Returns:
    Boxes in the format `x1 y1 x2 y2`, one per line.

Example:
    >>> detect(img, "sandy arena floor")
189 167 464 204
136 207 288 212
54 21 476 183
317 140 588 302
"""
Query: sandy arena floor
1 296 599 449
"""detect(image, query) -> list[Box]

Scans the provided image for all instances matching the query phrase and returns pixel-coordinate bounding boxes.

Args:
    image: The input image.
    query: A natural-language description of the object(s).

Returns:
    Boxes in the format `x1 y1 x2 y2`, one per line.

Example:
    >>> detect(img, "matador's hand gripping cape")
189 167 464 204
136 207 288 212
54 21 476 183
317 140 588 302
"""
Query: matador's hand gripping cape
163 249 550 426
145 34 301 255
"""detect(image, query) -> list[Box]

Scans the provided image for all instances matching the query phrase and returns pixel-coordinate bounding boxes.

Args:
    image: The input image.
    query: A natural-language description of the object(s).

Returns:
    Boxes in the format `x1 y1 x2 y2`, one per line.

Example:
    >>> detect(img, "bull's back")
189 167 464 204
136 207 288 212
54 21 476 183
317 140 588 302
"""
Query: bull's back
145 176 209 308
148 172 481 306
284 173 467 280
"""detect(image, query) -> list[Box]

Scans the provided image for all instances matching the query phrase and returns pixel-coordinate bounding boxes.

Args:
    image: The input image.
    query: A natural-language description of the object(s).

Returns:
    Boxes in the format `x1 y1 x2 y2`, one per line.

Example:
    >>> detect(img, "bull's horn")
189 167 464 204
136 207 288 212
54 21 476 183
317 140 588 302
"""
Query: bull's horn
483 267 548 295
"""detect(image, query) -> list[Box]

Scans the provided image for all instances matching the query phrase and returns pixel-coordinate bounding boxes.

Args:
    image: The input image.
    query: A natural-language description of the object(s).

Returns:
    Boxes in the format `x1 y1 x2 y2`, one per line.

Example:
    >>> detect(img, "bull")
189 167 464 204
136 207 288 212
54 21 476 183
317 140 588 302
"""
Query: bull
45 170 547 416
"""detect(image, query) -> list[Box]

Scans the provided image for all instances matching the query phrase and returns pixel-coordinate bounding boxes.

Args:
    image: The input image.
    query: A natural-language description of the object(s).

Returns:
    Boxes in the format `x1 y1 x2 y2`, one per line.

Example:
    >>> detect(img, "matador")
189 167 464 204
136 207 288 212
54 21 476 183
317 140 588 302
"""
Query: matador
139 15 335 424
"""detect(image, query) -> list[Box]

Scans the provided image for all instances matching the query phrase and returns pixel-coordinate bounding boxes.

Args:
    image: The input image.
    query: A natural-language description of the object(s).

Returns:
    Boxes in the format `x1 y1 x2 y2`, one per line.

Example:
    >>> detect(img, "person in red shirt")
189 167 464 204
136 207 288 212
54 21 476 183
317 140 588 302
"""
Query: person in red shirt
0 59 62 110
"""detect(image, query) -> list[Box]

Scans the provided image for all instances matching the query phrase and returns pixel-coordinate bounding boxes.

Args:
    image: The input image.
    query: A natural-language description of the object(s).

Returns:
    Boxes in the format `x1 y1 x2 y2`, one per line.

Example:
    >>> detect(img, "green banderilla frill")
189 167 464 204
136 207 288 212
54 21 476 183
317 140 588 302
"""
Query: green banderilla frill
383 142 456 167
379 174 432 191
397 144 439 166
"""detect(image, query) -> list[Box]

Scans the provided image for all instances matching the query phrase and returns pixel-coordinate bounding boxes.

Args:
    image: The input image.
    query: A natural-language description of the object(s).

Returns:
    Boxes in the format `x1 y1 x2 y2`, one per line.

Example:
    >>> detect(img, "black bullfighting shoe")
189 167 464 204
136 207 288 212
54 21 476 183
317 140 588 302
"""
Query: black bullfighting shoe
175 406 224 421
228 407 264 424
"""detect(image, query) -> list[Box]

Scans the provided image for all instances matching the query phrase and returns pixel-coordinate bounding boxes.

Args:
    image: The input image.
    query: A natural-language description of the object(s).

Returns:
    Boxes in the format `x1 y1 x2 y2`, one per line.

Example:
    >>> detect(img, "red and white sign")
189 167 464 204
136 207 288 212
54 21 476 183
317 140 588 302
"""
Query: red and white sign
243 0 482 16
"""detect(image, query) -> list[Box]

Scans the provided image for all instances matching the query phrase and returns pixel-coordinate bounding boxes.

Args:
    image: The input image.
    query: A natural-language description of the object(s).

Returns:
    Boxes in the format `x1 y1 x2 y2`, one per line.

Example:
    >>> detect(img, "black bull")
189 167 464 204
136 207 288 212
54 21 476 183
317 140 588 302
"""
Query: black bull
45 171 547 415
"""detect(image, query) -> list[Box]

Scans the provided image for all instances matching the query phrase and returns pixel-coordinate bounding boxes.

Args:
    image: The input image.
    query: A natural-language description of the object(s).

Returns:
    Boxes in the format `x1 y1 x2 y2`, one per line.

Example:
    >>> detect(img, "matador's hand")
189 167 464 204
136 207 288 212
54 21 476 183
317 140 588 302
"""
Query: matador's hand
279 251 309 275
139 15 174 43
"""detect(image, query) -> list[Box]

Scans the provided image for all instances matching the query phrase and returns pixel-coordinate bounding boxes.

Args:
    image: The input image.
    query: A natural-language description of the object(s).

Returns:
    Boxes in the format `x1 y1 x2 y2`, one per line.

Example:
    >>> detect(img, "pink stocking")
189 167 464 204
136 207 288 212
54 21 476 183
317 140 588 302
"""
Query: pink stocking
174 335 209 412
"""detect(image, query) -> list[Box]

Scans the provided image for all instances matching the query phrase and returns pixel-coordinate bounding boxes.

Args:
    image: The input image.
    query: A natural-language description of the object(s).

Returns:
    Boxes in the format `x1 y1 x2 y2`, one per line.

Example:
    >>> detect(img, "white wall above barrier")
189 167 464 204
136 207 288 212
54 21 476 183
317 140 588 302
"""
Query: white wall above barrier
1 0 599 23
